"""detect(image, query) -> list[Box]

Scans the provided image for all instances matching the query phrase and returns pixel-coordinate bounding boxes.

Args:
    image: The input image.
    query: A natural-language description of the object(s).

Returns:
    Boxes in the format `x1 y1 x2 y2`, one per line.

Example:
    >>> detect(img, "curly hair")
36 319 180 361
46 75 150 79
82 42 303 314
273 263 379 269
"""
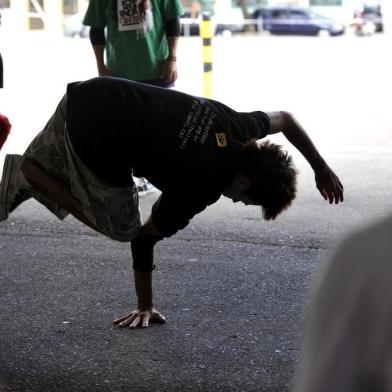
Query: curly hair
238 139 298 220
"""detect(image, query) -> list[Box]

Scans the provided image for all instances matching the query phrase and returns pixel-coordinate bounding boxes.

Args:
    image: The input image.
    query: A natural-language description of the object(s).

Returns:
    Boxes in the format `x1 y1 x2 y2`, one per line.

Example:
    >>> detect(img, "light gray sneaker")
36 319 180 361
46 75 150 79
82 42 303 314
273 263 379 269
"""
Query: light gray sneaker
0 154 32 222
135 177 158 197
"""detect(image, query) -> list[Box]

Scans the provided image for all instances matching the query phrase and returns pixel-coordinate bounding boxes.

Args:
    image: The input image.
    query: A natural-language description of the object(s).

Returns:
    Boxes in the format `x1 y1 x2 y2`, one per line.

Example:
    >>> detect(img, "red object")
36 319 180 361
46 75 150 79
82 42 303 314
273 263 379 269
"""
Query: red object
0 113 11 150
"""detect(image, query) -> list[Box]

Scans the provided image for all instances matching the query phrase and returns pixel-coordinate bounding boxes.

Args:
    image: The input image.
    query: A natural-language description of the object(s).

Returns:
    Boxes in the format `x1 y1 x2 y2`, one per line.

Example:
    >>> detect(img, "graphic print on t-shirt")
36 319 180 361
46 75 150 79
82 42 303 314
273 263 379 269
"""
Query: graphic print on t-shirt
178 99 216 150
215 132 227 147
117 0 153 32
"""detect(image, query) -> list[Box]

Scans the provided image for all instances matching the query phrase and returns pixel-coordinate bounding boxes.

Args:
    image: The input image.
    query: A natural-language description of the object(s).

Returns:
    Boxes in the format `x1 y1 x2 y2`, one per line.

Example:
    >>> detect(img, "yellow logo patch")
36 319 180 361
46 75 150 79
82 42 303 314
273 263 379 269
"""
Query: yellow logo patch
215 132 228 147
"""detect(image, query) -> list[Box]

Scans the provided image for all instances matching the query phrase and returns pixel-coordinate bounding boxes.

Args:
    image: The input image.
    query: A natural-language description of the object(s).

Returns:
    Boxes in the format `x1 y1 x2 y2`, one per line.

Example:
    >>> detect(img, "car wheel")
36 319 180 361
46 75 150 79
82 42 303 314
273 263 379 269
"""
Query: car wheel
362 21 376 36
221 29 232 38
318 29 330 37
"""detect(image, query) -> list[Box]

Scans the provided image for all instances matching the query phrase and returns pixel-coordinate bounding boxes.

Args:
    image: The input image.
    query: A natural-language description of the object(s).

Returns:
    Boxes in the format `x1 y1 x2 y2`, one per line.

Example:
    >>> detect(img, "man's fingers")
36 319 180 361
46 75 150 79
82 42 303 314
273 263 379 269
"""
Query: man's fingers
151 311 167 324
338 179 344 192
114 312 137 325
337 180 344 202
130 316 141 329
142 315 150 328
319 183 344 204
316 170 344 205
331 175 344 203
114 309 166 329
319 187 328 201
332 180 344 204
334 188 341 204
113 315 130 324
118 314 138 327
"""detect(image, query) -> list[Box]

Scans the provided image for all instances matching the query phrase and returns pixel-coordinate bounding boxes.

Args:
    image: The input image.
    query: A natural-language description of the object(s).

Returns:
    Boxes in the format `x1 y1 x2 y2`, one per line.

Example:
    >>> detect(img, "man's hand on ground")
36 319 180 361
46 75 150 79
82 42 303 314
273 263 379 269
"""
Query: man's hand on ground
113 309 166 329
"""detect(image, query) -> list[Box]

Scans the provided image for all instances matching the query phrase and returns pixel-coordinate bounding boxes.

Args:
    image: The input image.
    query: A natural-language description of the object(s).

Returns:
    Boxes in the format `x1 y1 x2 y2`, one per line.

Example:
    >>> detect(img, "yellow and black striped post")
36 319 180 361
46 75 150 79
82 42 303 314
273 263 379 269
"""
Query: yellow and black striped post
200 13 213 98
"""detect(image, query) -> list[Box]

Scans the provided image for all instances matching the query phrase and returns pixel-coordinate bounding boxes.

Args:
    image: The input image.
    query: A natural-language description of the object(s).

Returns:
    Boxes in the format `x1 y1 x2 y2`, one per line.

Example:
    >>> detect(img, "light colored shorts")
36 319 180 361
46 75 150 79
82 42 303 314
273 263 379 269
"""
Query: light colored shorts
23 95 142 242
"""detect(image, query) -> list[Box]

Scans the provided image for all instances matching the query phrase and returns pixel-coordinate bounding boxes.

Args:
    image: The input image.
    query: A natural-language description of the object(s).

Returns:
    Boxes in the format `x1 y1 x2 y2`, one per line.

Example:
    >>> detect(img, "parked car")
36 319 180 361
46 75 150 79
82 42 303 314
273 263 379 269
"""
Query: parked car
352 0 383 35
180 8 246 37
214 5 246 35
63 13 89 38
180 12 200 36
252 5 345 36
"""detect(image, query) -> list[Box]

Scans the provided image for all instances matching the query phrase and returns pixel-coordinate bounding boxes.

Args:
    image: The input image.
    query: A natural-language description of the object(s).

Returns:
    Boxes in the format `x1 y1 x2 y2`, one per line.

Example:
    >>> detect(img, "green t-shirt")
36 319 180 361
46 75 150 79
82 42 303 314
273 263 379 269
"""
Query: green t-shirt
83 0 183 81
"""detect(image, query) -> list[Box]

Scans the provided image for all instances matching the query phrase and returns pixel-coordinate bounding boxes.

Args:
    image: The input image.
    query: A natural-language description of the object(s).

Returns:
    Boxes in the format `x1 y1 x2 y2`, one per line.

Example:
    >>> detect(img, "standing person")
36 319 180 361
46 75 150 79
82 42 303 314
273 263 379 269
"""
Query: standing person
295 213 392 392
0 77 344 330
83 0 183 86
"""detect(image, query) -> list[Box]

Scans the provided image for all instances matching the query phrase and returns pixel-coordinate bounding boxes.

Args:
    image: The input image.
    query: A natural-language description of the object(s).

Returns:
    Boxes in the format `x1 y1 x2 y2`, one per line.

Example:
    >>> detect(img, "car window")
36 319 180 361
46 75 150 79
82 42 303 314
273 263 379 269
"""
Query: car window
271 10 289 19
363 5 381 15
289 10 309 19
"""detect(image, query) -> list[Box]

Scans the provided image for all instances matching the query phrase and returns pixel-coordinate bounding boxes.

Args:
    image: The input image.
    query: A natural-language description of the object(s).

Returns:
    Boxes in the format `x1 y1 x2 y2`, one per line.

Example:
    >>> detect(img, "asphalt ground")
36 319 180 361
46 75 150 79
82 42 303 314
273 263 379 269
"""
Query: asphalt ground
1 151 391 391
0 193 325 392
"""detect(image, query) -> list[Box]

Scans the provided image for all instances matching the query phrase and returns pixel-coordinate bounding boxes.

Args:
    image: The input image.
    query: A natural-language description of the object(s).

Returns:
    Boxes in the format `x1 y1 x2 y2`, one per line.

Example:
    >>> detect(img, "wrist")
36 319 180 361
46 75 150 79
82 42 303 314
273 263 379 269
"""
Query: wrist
97 63 107 72
313 158 328 173
138 303 153 311
167 55 177 62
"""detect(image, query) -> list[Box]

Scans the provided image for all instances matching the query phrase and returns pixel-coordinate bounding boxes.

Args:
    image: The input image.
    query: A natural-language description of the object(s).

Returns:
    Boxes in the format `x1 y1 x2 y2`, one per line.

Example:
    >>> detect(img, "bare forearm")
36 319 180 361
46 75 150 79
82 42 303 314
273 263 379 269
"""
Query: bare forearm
284 114 326 171
268 111 344 204
269 111 327 171
92 45 106 71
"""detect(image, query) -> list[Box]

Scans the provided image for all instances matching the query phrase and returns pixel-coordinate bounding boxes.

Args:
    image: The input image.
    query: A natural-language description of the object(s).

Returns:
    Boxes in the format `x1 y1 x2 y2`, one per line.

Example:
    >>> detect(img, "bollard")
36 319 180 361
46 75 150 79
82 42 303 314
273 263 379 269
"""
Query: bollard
200 13 213 98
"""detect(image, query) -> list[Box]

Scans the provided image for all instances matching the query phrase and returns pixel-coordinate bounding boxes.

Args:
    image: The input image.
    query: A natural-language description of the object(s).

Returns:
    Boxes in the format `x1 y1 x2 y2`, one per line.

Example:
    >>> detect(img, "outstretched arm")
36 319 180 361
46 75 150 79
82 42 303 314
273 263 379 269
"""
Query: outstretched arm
267 111 344 204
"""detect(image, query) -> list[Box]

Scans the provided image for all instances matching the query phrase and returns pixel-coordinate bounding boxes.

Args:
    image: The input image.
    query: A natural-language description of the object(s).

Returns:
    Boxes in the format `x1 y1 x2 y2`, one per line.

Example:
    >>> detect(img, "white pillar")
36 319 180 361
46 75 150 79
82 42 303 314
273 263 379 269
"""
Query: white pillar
78 0 89 14
9 0 29 32
43 0 63 35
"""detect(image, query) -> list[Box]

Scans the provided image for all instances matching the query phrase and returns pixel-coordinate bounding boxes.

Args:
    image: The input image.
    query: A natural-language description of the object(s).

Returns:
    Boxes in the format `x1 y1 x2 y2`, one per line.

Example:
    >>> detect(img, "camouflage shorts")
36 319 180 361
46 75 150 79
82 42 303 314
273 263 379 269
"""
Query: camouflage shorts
23 95 142 242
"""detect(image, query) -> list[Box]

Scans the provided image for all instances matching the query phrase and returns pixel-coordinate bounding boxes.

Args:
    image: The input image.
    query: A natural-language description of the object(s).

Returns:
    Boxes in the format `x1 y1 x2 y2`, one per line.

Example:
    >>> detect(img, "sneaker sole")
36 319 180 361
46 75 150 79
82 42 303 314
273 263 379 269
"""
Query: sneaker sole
0 155 20 221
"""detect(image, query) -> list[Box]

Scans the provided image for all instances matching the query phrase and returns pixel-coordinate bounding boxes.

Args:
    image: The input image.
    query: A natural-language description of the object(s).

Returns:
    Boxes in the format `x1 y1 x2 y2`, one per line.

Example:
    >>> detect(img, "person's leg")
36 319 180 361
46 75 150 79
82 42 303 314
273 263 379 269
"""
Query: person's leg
21 158 106 236
0 154 69 222
1 92 140 240
0 95 71 222
0 155 31 221
0 153 111 236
